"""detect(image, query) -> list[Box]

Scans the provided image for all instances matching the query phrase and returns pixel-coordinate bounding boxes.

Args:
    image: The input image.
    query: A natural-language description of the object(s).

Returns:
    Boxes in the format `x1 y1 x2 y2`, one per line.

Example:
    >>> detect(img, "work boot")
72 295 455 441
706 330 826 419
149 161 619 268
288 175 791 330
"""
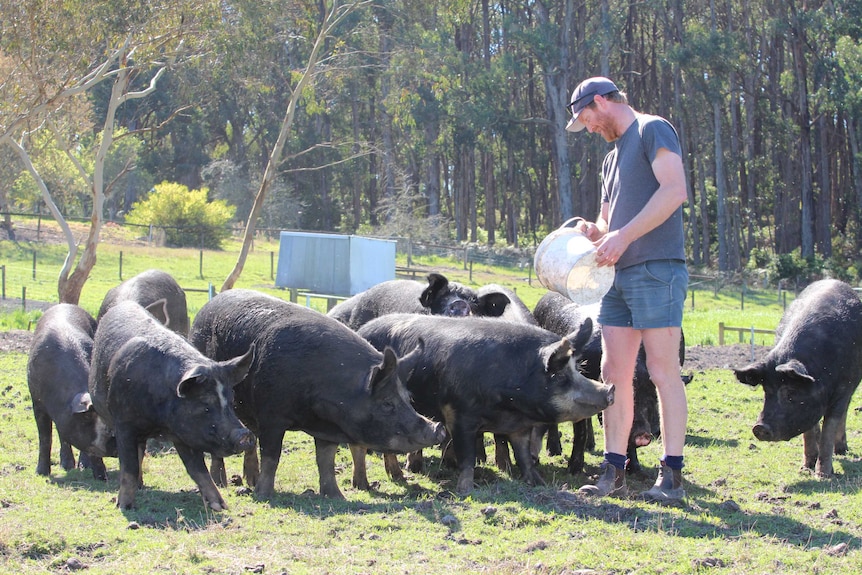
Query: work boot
578 462 627 497
641 463 685 505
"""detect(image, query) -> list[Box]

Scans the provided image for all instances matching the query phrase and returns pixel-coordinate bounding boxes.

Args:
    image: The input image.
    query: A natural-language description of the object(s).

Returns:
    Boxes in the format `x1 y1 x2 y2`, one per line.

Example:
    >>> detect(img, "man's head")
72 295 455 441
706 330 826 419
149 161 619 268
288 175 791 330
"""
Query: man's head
565 76 623 133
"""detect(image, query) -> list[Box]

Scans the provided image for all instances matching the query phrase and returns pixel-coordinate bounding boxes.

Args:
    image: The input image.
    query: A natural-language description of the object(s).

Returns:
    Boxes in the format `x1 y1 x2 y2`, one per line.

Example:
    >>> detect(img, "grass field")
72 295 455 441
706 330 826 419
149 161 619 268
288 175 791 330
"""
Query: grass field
1 232 860 573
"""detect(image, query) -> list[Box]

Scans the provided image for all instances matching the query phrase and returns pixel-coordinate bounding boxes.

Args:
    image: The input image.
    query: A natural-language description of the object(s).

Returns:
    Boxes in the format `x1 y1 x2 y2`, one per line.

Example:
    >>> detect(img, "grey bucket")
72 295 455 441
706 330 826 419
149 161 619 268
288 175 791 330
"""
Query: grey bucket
534 218 614 305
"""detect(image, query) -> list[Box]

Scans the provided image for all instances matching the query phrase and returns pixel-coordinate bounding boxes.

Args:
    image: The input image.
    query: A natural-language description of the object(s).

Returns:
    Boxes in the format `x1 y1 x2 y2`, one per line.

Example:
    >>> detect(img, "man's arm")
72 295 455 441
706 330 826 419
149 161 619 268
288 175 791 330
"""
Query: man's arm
616 147 687 245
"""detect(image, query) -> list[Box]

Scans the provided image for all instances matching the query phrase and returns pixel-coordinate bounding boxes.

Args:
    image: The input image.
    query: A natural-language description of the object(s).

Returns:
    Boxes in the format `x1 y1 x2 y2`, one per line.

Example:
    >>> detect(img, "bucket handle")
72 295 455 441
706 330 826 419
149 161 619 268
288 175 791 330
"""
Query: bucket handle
560 217 585 230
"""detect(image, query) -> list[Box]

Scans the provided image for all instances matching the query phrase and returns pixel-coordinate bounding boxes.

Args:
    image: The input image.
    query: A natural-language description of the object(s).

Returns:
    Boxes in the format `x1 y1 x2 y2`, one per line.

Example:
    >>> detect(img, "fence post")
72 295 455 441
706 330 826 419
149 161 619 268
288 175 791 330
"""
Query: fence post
22 286 26 312
32 250 36 280
1 265 5 300
719 322 725 345
119 251 123 281
199 250 204 279
270 251 274 280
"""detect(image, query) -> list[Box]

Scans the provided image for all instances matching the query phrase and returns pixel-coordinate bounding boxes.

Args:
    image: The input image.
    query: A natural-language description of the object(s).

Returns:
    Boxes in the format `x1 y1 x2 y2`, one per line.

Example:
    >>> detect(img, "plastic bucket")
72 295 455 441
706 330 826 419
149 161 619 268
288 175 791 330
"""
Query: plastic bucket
534 218 615 305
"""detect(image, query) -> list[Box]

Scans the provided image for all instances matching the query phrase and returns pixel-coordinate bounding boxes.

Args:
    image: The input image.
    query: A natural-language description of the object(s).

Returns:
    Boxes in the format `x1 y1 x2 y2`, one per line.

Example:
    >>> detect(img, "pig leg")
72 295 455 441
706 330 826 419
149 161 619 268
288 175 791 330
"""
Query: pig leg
88 456 107 481
243 446 260 487
349 444 371 490
450 421 479 495
815 410 847 477
568 420 589 475
174 443 228 511
383 453 406 481
406 450 424 473
116 429 142 509
210 456 228 487
33 406 53 476
835 414 848 455
585 417 596 451
314 438 345 499
802 423 821 472
625 441 643 474
494 435 512 472
544 424 563 456
509 429 545 486
255 428 286 499
58 439 76 471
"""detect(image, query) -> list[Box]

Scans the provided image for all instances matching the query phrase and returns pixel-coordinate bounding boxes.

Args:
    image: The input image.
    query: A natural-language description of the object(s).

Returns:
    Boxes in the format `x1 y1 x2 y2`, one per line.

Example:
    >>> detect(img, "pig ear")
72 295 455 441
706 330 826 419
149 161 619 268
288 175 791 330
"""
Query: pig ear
775 359 815 383
565 317 593 352
420 273 449 308
542 339 573 374
176 367 208 398
369 347 399 392
220 342 256 387
70 392 93 414
733 365 765 386
145 298 170 326
476 291 511 317
396 339 424 382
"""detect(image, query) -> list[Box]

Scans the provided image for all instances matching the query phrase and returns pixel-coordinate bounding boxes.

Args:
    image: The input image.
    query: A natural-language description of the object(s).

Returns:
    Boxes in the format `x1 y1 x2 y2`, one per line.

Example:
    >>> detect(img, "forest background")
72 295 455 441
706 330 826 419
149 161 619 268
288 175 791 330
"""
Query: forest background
3 0 862 291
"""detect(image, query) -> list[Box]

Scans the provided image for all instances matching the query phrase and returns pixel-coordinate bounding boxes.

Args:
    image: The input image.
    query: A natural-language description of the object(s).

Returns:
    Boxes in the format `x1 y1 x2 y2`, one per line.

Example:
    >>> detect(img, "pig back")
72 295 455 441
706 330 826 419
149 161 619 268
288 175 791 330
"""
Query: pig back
89 300 199 425
771 279 862 374
98 269 189 336
360 314 566 397
191 289 383 399
28 304 97 405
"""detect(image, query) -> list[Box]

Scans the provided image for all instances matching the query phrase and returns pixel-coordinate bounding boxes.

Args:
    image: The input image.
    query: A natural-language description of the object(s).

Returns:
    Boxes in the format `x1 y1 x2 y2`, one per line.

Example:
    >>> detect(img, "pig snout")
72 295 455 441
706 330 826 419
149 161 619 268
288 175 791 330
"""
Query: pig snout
633 430 653 447
230 428 256 452
752 422 775 442
605 384 615 407
444 299 470 317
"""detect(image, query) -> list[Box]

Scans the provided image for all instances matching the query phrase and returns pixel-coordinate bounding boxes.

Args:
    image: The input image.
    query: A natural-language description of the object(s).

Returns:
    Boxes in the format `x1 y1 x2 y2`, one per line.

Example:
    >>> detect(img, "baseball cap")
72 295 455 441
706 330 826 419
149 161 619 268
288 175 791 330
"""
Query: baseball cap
565 77 619 132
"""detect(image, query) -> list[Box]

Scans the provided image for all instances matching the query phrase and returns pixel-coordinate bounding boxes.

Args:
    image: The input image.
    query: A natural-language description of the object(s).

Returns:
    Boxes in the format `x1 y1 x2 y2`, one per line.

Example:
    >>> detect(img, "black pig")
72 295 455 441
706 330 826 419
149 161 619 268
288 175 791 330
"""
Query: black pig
327 272 511 330
357 314 615 494
98 269 190 336
89 301 256 510
28 304 117 480
189 289 447 499
734 279 862 477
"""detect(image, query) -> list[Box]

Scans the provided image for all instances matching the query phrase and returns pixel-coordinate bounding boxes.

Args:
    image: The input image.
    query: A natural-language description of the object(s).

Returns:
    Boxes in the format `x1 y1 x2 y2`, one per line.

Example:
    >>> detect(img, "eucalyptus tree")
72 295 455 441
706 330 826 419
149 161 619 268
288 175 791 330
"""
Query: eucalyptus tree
221 0 371 291
0 0 211 304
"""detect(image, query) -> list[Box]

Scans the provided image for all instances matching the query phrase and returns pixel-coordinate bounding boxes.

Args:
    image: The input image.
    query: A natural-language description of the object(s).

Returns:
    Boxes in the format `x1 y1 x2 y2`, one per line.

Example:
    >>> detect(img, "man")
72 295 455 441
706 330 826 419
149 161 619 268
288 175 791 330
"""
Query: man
566 76 689 504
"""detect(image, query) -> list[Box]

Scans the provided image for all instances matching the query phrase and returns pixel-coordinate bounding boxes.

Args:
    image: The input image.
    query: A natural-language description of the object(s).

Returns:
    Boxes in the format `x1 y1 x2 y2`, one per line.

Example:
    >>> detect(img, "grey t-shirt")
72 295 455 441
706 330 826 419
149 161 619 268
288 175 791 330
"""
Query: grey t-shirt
601 113 686 270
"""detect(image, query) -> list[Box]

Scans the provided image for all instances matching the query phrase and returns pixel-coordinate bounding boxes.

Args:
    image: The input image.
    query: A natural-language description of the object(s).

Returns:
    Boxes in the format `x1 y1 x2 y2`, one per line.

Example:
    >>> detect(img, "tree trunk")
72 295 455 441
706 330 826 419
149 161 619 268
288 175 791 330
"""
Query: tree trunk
483 150 496 245
849 116 862 251
789 2 814 259
816 115 832 257
714 101 729 271
535 0 575 223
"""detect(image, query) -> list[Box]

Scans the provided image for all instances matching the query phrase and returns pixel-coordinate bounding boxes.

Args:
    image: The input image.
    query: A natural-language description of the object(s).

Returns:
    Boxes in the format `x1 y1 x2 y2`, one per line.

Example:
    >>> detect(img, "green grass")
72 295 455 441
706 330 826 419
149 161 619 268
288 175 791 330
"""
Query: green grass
1 348 860 573
3 234 859 573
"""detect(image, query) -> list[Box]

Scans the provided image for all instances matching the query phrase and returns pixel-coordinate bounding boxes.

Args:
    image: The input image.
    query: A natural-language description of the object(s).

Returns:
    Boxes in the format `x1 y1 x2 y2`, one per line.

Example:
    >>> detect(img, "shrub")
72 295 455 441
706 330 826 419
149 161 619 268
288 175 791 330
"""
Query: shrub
125 182 235 249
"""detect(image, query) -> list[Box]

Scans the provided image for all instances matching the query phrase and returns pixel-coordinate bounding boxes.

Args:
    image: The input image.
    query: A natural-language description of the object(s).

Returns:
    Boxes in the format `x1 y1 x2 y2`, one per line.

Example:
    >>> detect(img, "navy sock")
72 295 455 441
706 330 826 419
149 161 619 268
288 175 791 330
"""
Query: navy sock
604 452 627 471
662 455 684 470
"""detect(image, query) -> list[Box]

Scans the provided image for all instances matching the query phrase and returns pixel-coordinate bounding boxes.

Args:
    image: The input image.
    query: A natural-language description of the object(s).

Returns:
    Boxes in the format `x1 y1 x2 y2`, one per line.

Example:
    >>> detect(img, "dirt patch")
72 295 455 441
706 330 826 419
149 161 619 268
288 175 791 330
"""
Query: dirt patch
684 343 771 372
0 329 35 354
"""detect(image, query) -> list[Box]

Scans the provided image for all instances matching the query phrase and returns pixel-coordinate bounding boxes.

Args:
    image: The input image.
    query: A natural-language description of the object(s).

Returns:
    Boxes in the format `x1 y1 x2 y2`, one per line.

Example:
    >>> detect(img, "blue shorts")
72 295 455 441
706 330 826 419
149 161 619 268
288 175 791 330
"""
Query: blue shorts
598 259 688 329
